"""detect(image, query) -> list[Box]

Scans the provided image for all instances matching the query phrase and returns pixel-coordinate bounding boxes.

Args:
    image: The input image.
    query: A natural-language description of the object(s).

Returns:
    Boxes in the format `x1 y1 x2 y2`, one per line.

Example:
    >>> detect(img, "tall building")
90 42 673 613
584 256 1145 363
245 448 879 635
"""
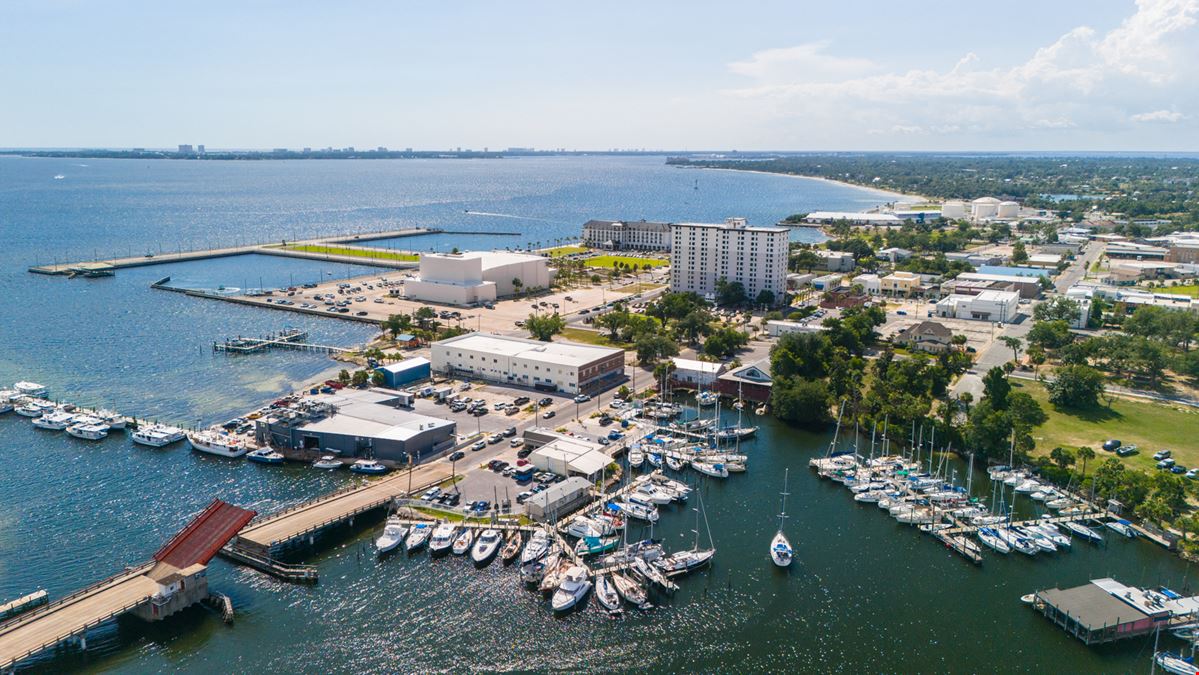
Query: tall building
669 218 788 304
177 144 193 154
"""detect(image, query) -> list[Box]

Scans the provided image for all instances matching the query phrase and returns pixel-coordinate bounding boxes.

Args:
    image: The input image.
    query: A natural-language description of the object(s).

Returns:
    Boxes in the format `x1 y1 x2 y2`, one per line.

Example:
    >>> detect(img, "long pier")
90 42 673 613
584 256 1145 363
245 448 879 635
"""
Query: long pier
27 227 436 275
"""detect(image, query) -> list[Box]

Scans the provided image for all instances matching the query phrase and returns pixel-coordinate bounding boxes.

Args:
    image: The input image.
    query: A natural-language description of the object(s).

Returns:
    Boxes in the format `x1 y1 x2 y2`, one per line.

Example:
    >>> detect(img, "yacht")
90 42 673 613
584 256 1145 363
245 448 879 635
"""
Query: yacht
349 459 388 475
521 529 551 564
629 485 672 506
188 430 251 458
628 448 645 468
595 574 623 614
14 381 47 397
429 523 458 555
33 410 75 430
94 410 126 430
405 523 432 552
996 527 1039 555
15 402 43 417
470 529 502 565
714 426 757 442
566 515 615 539
1063 521 1104 543
551 566 592 612
1105 519 1137 538
375 517 408 554
312 455 342 469
131 425 186 447
665 453 685 471
0 399 13 415
66 422 110 441
977 527 1011 554
770 469 794 568
247 448 285 464
451 528 474 555
520 548 560 585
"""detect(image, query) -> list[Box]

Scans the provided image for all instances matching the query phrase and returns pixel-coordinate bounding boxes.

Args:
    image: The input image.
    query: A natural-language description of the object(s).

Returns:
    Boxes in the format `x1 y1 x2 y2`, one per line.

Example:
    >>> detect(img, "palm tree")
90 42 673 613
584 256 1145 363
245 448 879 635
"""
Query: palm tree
1000 336 1023 364
1077 446 1095 480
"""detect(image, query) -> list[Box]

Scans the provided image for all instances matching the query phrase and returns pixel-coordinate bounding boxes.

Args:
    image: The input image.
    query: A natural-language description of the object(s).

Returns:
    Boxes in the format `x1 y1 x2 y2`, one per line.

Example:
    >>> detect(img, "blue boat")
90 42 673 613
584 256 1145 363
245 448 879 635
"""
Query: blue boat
246 448 285 465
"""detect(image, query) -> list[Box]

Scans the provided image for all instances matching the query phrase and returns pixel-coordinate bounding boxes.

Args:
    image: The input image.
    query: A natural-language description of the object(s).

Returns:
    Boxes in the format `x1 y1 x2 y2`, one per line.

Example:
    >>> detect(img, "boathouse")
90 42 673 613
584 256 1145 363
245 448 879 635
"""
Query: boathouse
1034 578 1174 645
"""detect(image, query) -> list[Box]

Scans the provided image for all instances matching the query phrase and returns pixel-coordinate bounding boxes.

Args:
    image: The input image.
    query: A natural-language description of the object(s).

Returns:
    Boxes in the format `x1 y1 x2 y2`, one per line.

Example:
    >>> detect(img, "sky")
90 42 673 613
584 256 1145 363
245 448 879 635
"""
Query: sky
1 0 1196 151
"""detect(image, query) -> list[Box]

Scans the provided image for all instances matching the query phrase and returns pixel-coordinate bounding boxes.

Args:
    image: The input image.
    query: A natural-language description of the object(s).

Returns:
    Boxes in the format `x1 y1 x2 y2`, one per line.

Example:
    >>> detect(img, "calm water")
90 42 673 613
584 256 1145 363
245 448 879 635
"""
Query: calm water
0 156 1183 673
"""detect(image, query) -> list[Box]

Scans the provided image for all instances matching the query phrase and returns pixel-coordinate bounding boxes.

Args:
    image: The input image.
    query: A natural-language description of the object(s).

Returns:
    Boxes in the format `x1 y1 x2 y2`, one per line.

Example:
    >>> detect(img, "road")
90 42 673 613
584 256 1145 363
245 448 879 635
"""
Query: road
1054 241 1104 292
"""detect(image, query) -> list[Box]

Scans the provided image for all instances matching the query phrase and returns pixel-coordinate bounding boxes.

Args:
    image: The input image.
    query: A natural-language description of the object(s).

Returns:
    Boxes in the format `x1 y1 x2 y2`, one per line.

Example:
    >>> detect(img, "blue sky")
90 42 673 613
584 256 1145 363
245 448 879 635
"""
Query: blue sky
1 1 1195 150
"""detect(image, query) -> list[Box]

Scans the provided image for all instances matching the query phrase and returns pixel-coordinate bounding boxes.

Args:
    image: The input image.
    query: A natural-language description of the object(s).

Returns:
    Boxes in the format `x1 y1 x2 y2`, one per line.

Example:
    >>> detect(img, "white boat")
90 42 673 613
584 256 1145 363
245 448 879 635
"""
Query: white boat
1027 524 1071 548
714 426 757 441
451 528 474 555
655 548 715 575
1046 497 1074 510
15 402 42 417
1063 521 1104 543
595 574 623 614
630 485 672 506
611 572 651 609
13 381 47 397
996 527 1039 555
650 476 693 501
131 424 186 447
567 515 616 539
977 528 1011 554
771 469 794 568
375 517 408 554
612 501 659 523
696 391 718 407
470 529 502 564
66 422 109 440
691 460 728 478
551 566 592 612
0 399 13 414
188 430 250 458
521 529 551 563
1004 472 1026 487
1105 519 1137 538
665 453 685 471
520 548 560 585
94 410 126 430
631 556 678 592
628 448 645 468
429 523 458 554
312 455 342 469
246 448 285 464
540 558 574 594
349 459 388 474
405 523 432 552
32 411 75 430
1155 651 1199 675
1013 479 1041 494
1014 526 1057 552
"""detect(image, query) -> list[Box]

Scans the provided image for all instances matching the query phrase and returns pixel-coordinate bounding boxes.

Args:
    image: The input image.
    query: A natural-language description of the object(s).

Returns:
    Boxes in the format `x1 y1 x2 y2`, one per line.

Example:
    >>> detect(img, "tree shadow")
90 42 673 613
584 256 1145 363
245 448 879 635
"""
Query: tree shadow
1052 401 1122 423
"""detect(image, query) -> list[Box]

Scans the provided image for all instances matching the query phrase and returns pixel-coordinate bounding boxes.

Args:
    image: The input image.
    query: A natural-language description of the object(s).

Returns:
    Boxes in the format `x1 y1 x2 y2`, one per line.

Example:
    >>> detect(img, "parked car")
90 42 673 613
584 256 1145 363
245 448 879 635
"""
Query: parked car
516 491 534 504
517 447 533 458
542 410 556 419
1186 469 1198 480
503 426 517 437
1157 458 1176 469
1116 446 1138 457
447 451 465 462
513 396 530 406
1153 450 1172 461
421 488 441 501
473 408 489 416
471 441 486 451
538 397 553 407
1103 439 1122 452
1172 465 1187 475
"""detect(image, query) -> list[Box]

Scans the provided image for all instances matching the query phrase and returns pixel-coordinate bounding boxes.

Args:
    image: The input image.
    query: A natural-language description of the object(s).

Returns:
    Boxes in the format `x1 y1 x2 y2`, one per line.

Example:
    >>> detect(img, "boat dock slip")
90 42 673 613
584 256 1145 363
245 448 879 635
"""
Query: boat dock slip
27 227 436 275
212 328 350 355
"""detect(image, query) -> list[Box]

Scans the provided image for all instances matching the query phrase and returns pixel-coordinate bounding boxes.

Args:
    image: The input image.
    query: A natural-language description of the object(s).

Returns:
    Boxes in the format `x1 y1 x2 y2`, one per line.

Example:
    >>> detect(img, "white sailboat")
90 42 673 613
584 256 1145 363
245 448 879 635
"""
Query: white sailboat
595 574 623 614
770 469 794 567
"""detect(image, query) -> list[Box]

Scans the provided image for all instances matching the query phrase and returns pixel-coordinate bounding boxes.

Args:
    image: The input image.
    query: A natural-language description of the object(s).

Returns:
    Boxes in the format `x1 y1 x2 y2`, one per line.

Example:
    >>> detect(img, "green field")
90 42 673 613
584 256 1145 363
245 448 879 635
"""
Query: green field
284 244 418 262
1017 380 1199 472
560 327 630 348
585 255 669 269
1139 284 1199 298
543 245 588 257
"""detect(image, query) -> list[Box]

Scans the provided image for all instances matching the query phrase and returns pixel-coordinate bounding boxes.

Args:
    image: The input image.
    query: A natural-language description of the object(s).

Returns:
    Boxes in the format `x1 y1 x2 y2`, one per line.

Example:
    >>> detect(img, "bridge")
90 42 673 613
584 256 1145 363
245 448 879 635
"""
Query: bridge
0 500 255 671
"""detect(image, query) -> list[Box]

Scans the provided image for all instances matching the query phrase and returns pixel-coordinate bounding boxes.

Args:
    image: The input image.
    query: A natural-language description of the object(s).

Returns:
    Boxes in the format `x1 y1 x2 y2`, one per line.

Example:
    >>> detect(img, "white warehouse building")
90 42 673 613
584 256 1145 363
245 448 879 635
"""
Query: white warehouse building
431 333 625 394
670 217 789 305
404 251 554 306
936 290 1020 322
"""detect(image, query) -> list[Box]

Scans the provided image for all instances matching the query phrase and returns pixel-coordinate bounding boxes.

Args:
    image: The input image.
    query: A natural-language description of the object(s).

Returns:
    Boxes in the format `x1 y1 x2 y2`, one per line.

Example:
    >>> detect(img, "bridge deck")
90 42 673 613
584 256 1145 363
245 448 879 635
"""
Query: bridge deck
237 464 452 551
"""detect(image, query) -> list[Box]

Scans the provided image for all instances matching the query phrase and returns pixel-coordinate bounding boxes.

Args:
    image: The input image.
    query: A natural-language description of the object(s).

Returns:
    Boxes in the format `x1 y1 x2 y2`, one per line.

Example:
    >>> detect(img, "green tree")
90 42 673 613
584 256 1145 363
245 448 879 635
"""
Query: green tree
754 289 776 307
715 278 748 306
1011 241 1029 264
982 367 1011 409
636 333 679 365
1049 446 1075 471
370 369 385 387
351 369 370 387
337 369 351 384
1076 446 1095 479
674 309 713 346
790 249 822 272
703 326 748 359
771 376 833 430
383 313 414 338
525 312 566 341
1047 364 1104 408
413 306 439 331
512 277 524 296
1027 320 1072 349
1000 335 1023 363
771 332 832 379
1033 296 1081 323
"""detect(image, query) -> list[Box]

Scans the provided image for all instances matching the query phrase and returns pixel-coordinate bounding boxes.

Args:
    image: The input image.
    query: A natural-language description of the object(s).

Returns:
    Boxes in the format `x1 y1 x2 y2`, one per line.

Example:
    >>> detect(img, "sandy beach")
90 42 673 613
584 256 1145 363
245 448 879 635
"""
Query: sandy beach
697 166 930 205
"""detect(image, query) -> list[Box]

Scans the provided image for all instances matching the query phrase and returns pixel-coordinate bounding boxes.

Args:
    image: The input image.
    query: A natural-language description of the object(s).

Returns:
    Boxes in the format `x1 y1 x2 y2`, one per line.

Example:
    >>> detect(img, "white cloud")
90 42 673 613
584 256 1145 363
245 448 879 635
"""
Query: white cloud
722 0 1199 147
1130 109 1185 122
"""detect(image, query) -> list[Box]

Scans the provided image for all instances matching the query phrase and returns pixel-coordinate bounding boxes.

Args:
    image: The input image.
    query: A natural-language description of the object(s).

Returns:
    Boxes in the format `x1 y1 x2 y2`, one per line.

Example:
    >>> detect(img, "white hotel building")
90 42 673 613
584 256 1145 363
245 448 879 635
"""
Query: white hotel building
669 218 789 305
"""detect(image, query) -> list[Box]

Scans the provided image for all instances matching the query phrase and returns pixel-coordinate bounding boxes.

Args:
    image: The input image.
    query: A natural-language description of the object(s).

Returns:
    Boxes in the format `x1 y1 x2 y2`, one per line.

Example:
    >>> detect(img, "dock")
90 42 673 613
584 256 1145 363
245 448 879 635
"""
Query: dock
27 227 436 276
212 328 350 355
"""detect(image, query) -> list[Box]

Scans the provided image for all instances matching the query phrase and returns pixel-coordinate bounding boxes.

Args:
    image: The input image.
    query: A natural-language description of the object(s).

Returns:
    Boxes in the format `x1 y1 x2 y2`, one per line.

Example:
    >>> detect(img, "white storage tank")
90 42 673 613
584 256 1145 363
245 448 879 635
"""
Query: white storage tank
997 201 1019 218
971 197 1001 221
941 200 967 219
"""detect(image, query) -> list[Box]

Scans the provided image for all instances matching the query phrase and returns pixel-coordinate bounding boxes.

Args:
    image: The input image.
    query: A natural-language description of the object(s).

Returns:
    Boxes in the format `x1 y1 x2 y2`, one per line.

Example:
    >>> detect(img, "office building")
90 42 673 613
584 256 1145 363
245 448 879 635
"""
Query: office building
935 290 1020 322
670 218 788 305
431 333 625 394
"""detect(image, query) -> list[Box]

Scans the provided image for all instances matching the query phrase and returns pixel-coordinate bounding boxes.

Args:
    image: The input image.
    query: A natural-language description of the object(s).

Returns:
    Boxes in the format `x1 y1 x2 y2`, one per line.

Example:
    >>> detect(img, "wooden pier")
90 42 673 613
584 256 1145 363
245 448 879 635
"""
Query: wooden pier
212 329 350 355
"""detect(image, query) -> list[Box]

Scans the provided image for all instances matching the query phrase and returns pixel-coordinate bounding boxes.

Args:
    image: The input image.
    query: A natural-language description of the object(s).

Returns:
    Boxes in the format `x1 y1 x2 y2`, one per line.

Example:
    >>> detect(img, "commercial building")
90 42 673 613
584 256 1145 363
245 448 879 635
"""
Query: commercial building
525 476 594 522
876 247 913 263
669 358 727 388
404 251 554 306
766 320 826 337
375 357 431 389
1167 243 1199 264
257 389 457 464
670 218 789 305
801 211 902 226
954 272 1043 299
851 273 881 295
1067 283 1198 316
816 249 855 272
431 333 625 394
935 290 1020 322
812 273 843 291
582 219 673 251
1107 243 1168 260
880 271 923 296
528 435 611 482
715 360 772 403
1032 578 1180 645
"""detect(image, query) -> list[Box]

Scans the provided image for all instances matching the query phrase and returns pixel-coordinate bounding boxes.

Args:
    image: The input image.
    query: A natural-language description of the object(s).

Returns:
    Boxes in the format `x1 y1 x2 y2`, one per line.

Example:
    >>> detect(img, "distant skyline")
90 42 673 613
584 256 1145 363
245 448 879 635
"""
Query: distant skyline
1 0 1196 151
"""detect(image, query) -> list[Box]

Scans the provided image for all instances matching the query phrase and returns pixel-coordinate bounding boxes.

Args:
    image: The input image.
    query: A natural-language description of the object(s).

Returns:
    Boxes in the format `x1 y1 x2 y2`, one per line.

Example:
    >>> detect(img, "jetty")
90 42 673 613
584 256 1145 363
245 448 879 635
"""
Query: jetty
0 500 255 671
212 328 350 355
27 227 436 276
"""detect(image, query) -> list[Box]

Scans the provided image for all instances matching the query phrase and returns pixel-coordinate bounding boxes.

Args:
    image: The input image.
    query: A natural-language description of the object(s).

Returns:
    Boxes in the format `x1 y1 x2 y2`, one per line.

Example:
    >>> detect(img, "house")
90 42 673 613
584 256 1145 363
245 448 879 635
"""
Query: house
391 333 421 349
670 358 727 389
894 321 954 353
715 360 772 403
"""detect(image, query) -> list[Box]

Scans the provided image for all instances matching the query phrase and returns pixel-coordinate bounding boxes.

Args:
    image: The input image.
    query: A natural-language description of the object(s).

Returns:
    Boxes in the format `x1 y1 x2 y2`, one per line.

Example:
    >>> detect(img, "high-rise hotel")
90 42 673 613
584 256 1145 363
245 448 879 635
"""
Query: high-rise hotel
669 217 789 304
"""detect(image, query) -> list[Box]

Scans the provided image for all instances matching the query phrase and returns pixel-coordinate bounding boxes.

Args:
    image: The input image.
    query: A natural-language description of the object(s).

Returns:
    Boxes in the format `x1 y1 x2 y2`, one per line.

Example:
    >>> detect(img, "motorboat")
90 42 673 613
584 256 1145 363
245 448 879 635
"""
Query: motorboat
521 548 560 585
646 452 663 468
470 529 502 565
32 411 75 430
500 532 523 564
94 410 126 430
1105 519 1137 538
405 523 432 552
429 523 457 555
1046 497 1074 510
574 536 619 557
724 461 747 473
349 459 388 475
521 529 551 564
696 391 718 407
595 574 623 614
650 476 692 501
1004 472 1027 487
628 448 645 468
1155 651 1199 675
188 430 250 458
451 528 474 555
1013 526 1057 552
691 460 728 479
655 548 715 576
0 399 13 415
629 484 672 506
611 572 651 609
375 517 408 554
567 515 616 539
771 469 794 568
665 453 685 471
66 422 110 440
14 381 47 397
1013 479 1041 494
131 425 186 447
551 566 592 612
996 527 1039 555
611 500 659 523
977 528 1011 554
1063 520 1104 543
245 448 284 464
15 402 43 417
312 455 342 469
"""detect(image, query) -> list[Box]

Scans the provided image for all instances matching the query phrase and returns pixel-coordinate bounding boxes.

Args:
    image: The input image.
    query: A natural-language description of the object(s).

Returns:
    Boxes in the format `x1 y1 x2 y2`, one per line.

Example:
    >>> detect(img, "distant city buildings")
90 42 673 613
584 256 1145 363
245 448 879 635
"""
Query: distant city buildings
669 217 788 305
177 144 193 154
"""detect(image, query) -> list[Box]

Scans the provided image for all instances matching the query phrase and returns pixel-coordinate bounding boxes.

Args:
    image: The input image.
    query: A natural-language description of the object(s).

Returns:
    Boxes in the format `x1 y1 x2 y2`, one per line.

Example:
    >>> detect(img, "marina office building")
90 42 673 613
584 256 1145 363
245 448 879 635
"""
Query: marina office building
669 218 789 306
431 333 625 395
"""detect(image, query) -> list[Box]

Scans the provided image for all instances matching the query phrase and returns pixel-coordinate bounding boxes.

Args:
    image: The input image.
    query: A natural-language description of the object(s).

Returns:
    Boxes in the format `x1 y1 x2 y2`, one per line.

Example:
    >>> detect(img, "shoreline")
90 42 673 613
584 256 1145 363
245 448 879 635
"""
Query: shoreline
695 166 930 205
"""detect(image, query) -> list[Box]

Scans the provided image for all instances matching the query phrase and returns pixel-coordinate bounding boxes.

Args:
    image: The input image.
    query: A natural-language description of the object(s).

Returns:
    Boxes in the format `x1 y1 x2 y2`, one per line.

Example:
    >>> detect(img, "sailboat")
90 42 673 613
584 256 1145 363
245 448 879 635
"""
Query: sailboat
770 469 794 567
655 492 716 576
595 574 623 615
611 572 651 609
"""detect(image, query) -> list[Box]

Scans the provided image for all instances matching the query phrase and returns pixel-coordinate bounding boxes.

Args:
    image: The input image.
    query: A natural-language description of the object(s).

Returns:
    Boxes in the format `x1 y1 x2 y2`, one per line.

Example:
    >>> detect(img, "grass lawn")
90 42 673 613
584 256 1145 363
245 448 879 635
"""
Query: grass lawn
585 255 669 269
284 244 418 262
1016 380 1199 473
560 327 630 348
621 282 665 293
543 245 588 257
1138 284 1199 298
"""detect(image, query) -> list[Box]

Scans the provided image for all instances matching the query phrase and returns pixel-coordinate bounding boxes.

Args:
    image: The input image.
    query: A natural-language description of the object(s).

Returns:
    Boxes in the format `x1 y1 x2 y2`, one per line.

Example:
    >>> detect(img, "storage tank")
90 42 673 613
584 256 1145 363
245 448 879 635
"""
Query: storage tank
997 201 1019 219
971 197 1000 221
941 200 967 219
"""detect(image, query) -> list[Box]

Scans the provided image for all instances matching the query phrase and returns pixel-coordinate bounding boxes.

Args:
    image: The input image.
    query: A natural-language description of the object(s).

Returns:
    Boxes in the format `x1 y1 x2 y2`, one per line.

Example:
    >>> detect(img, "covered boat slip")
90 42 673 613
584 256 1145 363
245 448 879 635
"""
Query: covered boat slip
1034 578 1185 645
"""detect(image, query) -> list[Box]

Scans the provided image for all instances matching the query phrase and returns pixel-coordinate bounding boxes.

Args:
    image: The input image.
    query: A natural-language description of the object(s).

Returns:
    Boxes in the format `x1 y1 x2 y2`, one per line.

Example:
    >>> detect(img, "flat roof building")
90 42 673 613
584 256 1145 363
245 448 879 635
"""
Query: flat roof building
582 219 673 252
432 333 625 395
528 436 611 482
936 290 1020 322
375 357 431 389
405 251 553 306
955 272 1043 299
766 320 826 337
670 218 788 306
525 476 593 522
669 357 727 388
1034 578 1175 645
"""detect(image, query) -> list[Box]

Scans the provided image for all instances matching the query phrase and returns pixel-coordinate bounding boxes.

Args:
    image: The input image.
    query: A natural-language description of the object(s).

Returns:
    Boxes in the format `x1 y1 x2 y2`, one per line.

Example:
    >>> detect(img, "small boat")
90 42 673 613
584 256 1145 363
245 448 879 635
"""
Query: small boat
15 403 43 418
131 425 186 447
1020 593 1037 605
996 528 1038 555
247 448 285 464
312 455 342 469
755 405 768 416
470 529 502 565
188 430 250 458
1105 519 1137 538
521 529 551 564
405 523 432 552
1063 521 1104 543
500 532 523 564
32 411 75 430
632 556 678 592
1155 651 1199 675
429 523 458 555
595 574 623 614
977 528 1011 554
665 453 685 471
551 566 592 612
771 469 794 568
0 399 13 415
611 500 659 523
691 460 728 479
629 485 672 506
1045 497 1074 510
375 517 408 554
567 515 616 539
575 536 619 556
94 410 126 430
696 391 718 407
540 557 573 593
655 548 715 576
521 548 560 585
1027 524 1071 548
646 452 663 468
349 459 388 475
451 528 474 555
14 382 47 397
714 426 757 441
628 448 645 468
66 422 109 441
1013 526 1057 552
611 572 651 609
